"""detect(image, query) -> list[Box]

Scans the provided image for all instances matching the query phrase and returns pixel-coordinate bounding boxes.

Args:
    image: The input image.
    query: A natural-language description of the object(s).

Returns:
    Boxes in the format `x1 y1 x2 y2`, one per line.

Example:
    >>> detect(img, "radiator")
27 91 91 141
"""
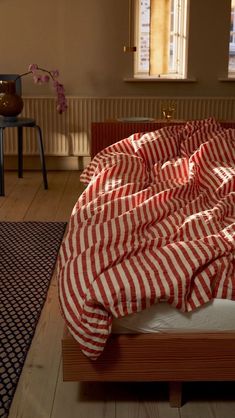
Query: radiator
3 96 235 156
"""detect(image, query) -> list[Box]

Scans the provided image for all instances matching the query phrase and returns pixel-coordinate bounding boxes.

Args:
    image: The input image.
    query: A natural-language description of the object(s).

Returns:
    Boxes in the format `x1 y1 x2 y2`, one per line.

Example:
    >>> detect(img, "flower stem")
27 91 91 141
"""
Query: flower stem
15 72 31 80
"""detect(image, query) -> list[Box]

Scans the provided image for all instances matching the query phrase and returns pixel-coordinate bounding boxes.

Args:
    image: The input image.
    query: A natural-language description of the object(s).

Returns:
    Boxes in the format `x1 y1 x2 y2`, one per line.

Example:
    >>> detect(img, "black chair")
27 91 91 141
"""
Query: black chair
0 74 48 196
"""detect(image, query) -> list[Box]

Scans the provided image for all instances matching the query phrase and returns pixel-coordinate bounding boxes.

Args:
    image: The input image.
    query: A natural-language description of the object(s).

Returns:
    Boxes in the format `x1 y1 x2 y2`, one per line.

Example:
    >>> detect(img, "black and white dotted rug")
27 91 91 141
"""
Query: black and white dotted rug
0 221 66 418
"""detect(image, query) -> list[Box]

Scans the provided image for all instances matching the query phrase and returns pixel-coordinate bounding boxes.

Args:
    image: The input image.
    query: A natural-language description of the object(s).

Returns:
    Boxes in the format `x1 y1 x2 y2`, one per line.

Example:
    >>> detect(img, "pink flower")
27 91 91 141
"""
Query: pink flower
17 64 67 114
51 70 59 78
28 64 38 72
53 80 65 93
33 74 42 84
41 74 50 83
56 102 68 114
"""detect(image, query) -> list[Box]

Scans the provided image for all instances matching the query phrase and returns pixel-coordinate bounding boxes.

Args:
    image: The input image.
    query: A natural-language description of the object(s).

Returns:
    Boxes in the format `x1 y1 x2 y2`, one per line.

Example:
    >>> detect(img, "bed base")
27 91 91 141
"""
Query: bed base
62 328 235 407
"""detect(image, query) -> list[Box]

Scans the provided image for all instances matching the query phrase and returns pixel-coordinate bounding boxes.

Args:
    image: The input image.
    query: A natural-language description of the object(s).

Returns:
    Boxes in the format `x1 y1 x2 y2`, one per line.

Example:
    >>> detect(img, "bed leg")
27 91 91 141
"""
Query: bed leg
169 382 182 407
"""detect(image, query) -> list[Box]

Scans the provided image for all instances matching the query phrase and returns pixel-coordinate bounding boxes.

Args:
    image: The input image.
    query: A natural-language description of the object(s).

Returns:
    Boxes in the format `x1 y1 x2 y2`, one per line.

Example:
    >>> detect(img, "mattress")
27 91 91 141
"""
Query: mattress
112 299 235 333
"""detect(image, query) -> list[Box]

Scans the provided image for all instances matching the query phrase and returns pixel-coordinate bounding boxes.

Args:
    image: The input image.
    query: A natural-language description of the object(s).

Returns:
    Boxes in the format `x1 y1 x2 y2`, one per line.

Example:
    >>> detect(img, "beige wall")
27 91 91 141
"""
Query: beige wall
0 0 234 97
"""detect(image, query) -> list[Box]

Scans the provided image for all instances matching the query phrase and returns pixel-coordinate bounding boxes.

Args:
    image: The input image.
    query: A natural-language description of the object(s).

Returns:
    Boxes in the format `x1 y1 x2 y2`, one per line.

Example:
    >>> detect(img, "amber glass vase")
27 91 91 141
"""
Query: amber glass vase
0 80 24 119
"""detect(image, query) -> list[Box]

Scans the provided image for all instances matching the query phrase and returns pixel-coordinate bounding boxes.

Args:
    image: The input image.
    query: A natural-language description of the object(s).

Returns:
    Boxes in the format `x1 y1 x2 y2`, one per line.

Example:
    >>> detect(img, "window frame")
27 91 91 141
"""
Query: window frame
134 0 190 80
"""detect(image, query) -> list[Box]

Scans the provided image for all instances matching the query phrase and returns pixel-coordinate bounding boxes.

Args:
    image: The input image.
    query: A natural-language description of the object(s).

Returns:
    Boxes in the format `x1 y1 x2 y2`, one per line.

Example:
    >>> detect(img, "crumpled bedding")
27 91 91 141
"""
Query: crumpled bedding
57 118 235 359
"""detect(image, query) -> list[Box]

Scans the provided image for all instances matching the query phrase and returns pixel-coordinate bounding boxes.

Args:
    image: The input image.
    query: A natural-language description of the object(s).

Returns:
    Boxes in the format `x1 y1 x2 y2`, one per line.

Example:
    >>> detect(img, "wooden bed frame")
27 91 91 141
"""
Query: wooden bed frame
62 329 235 406
62 119 235 407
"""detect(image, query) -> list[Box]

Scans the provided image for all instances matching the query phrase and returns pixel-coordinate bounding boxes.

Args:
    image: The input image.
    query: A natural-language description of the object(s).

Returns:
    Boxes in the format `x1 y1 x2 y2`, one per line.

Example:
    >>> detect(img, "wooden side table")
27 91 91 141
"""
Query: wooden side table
0 117 48 196
90 120 235 159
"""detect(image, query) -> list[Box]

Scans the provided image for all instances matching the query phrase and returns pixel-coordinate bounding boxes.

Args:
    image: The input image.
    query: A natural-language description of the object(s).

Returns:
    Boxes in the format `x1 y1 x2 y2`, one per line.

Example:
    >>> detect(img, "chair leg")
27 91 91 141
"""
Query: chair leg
0 128 5 196
35 125 48 190
18 126 23 178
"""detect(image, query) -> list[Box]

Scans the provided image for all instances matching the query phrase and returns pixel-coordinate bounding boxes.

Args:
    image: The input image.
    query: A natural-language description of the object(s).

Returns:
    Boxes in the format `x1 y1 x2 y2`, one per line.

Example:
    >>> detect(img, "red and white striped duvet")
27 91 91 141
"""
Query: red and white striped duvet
57 119 235 359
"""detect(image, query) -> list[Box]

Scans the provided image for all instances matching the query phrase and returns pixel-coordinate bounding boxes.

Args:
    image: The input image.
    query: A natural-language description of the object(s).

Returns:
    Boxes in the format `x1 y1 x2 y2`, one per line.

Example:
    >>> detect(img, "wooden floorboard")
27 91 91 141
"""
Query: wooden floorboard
0 172 18 207
24 171 70 221
0 172 42 220
51 366 116 418
55 171 86 221
8 274 64 418
3 171 235 418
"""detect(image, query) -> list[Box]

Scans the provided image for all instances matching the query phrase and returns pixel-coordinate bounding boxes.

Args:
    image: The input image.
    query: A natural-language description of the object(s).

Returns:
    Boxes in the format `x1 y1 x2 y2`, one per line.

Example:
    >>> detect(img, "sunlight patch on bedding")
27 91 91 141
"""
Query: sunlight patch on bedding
222 224 235 243
104 179 123 191
213 166 235 181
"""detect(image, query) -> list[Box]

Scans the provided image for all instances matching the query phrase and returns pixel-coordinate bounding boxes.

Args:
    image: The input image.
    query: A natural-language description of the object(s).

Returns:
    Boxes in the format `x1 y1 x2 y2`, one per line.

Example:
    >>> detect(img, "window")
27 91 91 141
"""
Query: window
229 0 235 76
134 0 189 79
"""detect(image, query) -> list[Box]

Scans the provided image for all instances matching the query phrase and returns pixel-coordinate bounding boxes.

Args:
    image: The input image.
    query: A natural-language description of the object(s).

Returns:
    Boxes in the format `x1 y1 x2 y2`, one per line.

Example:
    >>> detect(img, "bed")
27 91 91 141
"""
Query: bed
58 118 235 407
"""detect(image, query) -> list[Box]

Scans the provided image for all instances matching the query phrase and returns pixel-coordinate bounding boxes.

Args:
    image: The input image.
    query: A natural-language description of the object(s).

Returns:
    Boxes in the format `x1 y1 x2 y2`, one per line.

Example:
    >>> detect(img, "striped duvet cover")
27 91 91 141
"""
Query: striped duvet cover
57 118 235 359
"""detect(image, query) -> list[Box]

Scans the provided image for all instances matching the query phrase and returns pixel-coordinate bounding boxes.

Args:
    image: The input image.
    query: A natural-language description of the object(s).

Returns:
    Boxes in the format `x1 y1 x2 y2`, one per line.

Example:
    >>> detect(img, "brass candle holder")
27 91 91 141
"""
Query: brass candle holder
161 101 176 121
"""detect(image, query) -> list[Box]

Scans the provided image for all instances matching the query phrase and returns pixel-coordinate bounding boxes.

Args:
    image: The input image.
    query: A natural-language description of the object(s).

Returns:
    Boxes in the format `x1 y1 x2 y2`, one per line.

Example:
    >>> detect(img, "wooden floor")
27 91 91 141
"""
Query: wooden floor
2 171 235 418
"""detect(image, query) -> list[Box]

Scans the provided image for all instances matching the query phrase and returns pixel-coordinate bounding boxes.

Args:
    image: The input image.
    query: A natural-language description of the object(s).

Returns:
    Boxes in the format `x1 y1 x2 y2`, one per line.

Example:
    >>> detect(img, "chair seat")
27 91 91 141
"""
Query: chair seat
0 117 36 128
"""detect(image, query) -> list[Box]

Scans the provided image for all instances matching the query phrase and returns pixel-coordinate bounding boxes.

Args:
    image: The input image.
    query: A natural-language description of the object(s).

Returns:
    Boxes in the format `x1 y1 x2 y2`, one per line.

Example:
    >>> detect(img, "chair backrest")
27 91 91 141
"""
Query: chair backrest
0 74 22 96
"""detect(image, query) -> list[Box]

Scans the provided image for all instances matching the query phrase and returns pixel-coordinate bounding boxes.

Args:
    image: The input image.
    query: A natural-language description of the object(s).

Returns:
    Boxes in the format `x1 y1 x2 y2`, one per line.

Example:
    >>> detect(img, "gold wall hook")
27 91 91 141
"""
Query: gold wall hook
123 46 137 52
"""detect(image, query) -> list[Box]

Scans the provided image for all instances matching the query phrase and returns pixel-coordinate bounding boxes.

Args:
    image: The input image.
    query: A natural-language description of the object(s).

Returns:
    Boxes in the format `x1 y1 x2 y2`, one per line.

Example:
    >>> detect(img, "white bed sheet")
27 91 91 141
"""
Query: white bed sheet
112 299 235 333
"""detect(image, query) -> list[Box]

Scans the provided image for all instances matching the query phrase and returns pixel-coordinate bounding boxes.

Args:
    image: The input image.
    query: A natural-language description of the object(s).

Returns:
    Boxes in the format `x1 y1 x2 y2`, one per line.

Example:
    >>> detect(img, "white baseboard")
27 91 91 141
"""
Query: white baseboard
5 156 91 171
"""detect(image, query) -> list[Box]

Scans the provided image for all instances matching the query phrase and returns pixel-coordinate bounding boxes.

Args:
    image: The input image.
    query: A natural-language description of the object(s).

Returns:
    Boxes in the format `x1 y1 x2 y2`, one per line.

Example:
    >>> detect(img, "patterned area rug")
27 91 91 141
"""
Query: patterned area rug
0 221 66 418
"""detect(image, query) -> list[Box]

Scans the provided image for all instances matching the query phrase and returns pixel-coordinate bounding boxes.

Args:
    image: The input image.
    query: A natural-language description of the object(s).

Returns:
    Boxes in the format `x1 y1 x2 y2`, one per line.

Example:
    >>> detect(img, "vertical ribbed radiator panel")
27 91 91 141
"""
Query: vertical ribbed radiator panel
3 96 235 156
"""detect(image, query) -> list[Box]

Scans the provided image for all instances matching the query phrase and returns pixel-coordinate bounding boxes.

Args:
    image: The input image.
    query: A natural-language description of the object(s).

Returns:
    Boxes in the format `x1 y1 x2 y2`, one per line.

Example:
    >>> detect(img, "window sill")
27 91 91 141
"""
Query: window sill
123 77 197 83
218 77 235 82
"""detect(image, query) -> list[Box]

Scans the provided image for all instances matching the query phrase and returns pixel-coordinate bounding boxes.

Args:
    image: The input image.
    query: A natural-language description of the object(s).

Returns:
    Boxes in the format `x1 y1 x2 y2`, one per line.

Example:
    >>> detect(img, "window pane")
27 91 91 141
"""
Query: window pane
138 0 150 73
229 0 235 74
169 0 175 72
135 0 188 78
